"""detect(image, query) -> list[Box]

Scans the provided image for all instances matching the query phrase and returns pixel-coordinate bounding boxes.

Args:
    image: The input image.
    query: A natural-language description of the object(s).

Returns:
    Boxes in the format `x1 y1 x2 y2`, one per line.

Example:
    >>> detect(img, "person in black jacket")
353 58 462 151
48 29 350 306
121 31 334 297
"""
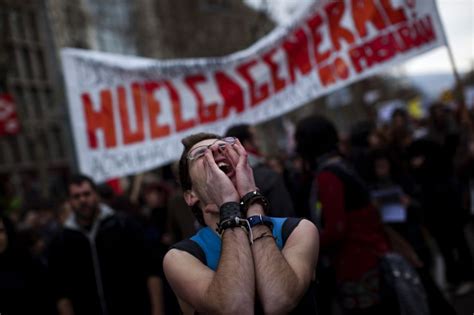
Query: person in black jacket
0 215 53 315
48 174 164 315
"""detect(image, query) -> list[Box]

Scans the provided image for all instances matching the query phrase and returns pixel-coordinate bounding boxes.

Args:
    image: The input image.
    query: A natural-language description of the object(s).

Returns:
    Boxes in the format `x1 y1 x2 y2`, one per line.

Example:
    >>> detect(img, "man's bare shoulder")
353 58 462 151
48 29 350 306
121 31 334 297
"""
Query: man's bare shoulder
285 218 319 245
163 247 209 275
163 248 214 311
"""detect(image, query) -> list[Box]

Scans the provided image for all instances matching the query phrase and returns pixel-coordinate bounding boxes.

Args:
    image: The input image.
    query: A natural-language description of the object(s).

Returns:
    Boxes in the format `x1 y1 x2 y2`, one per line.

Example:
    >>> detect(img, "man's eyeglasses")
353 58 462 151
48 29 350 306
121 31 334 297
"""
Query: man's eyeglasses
187 137 236 161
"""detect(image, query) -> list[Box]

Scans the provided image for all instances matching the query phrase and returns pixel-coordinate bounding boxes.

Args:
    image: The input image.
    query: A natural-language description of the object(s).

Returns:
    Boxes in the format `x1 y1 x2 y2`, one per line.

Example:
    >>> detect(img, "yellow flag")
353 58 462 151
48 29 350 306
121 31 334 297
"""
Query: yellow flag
407 97 423 119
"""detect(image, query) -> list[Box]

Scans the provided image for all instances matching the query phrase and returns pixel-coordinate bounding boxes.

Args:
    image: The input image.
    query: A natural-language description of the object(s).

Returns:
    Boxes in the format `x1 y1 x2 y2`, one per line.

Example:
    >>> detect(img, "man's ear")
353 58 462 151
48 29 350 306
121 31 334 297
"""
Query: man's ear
183 190 199 207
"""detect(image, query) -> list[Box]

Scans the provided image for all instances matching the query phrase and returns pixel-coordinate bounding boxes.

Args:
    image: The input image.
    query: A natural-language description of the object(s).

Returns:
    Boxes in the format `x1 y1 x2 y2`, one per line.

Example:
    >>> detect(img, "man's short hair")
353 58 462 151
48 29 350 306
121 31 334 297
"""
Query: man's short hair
68 174 97 196
178 132 220 226
225 124 252 143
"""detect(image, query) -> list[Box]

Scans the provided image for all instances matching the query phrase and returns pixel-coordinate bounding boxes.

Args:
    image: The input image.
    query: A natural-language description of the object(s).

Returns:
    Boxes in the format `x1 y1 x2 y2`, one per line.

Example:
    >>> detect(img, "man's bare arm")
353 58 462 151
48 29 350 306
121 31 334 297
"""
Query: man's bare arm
251 215 319 314
164 227 255 314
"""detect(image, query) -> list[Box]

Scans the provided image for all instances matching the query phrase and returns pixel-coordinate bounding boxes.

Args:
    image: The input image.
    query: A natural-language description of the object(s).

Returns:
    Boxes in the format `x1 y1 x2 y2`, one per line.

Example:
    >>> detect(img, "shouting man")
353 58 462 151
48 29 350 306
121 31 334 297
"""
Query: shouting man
163 133 319 314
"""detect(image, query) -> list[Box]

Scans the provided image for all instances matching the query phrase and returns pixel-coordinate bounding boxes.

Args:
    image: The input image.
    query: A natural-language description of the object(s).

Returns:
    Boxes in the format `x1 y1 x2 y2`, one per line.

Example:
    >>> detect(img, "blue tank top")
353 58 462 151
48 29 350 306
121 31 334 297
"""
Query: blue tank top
190 217 287 271
170 216 318 314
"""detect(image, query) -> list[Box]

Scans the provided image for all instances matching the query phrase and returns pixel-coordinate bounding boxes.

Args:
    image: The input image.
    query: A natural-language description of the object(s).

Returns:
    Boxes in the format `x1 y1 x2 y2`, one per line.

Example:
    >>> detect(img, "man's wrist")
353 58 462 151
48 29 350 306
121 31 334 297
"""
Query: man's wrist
250 224 271 234
248 214 274 230
217 202 248 235
219 195 240 207
240 190 269 216
246 203 265 217
220 202 242 219
221 225 249 238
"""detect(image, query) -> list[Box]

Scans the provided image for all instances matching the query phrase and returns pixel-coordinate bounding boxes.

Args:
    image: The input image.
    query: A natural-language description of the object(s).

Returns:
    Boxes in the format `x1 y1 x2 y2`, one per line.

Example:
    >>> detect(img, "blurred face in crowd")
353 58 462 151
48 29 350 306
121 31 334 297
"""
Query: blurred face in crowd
144 189 166 209
410 155 425 169
391 112 407 130
0 219 7 254
375 158 390 179
368 132 381 149
69 181 100 225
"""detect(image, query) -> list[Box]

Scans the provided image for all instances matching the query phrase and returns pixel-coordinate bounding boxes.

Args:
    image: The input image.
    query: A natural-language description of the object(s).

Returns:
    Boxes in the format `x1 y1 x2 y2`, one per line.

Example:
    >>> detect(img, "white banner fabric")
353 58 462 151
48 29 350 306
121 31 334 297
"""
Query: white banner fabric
62 0 446 182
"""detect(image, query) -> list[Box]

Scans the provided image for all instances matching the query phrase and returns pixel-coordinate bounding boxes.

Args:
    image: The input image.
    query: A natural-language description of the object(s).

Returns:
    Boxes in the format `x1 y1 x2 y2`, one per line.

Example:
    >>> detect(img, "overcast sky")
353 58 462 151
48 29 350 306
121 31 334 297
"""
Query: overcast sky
404 0 474 75
246 0 474 75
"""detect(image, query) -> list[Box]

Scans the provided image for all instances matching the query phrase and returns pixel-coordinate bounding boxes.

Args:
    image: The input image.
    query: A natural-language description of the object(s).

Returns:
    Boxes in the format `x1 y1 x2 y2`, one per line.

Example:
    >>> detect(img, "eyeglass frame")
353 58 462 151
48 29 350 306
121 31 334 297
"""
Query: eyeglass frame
186 136 237 161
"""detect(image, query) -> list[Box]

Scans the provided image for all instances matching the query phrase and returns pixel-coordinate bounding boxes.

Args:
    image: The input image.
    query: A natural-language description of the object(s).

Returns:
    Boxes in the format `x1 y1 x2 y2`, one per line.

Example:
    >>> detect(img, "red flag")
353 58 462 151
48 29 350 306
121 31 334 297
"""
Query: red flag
106 178 123 195
0 93 20 136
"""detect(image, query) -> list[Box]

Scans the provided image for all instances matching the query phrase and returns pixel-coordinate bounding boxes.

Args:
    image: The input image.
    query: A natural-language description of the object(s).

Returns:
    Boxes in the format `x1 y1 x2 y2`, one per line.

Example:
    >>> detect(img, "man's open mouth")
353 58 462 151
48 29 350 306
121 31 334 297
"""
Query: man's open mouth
217 161 232 175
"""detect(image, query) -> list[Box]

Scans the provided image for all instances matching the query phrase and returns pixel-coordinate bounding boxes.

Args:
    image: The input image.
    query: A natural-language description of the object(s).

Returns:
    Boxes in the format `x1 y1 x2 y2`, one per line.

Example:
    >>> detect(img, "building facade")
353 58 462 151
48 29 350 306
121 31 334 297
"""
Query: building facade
0 0 275 207
0 0 71 209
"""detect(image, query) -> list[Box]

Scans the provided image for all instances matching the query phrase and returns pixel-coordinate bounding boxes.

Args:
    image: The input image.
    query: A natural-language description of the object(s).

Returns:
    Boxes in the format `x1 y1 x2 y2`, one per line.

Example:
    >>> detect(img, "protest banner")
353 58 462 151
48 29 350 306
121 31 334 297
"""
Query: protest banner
62 0 447 182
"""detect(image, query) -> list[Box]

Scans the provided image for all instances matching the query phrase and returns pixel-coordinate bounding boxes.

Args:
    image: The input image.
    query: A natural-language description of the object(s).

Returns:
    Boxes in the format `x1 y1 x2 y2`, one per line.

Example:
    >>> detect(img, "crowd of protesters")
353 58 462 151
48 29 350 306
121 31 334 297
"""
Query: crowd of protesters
1 99 474 314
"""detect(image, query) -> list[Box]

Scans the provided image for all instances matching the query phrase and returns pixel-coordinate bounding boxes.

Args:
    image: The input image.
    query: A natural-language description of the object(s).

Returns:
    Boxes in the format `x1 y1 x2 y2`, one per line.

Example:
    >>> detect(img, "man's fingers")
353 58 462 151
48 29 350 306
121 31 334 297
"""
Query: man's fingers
231 139 247 167
234 141 252 170
202 151 212 178
224 144 239 167
204 149 220 172
234 139 247 156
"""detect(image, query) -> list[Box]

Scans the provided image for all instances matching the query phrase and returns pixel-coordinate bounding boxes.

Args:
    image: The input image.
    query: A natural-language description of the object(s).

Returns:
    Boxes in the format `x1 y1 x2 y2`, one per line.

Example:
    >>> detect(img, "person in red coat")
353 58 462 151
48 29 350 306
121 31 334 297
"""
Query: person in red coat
295 115 396 315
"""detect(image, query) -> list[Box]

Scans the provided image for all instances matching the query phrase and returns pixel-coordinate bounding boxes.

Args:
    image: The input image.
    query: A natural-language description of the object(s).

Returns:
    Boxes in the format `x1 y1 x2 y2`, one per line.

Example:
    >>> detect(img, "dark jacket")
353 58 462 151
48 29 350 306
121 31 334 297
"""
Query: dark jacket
249 154 295 217
0 216 53 315
48 205 153 315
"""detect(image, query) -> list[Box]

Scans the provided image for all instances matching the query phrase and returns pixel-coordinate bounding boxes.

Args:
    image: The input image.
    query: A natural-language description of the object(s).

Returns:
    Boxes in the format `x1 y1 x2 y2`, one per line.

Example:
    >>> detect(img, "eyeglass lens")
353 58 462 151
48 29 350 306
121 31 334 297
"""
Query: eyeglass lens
188 137 235 160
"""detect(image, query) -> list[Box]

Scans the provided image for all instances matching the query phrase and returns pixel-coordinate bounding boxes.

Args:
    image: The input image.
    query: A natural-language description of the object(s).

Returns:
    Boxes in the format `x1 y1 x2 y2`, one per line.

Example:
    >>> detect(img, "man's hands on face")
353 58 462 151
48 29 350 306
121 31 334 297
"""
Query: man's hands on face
222 139 257 197
223 139 264 217
201 139 258 209
203 148 240 207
